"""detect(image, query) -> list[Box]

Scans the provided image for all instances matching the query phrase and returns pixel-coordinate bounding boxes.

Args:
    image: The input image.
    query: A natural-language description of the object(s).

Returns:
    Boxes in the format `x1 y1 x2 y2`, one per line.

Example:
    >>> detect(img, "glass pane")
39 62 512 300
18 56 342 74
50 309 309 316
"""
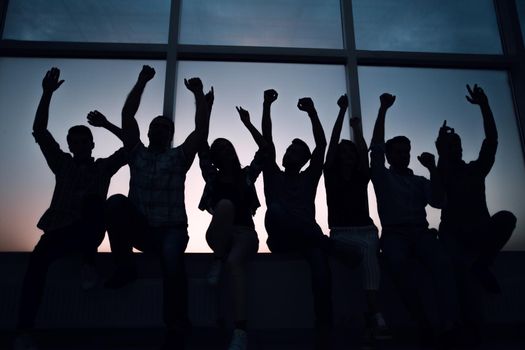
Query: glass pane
518 0 525 44
179 0 343 49
3 0 170 43
0 58 165 252
358 67 525 250
353 0 502 54
174 61 348 252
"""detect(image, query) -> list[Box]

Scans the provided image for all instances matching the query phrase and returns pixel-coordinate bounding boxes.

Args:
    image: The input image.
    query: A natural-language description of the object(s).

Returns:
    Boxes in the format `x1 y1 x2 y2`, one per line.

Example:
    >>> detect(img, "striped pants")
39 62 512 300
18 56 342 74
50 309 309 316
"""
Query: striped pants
330 225 380 290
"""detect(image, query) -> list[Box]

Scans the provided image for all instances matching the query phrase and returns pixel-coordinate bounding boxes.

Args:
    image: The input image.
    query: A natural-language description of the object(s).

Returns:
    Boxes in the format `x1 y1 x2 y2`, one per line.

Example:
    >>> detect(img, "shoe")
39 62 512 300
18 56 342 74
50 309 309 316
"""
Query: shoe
80 263 98 290
471 263 501 293
228 329 247 350
373 313 391 340
104 267 138 289
207 259 223 286
13 333 38 350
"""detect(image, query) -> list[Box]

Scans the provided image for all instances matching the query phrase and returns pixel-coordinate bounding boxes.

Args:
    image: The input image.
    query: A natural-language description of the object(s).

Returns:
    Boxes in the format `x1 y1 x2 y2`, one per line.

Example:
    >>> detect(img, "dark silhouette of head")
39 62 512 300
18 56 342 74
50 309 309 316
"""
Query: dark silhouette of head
283 138 311 172
385 136 411 170
67 125 94 159
335 139 358 179
437 131 463 164
148 116 174 150
210 138 241 172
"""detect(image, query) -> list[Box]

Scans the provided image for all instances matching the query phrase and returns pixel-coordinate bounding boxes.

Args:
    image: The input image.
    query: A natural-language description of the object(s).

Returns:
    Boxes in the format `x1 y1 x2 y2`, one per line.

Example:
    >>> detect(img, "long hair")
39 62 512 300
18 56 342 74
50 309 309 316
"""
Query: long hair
209 138 242 173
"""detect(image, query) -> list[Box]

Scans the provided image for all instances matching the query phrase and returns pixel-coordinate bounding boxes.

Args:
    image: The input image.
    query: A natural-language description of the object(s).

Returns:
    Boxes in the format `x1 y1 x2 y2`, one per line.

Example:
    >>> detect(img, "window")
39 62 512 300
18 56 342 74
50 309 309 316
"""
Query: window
179 0 343 49
1 1 524 251
359 67 525 250
0 58 165 252
174 61 348 252
352 0 502 54
3 0 170 43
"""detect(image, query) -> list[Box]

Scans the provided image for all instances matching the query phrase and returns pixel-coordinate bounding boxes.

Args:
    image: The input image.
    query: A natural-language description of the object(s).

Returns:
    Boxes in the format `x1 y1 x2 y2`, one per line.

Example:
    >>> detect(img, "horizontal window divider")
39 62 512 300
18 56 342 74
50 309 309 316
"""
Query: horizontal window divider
356 50 517 69
0 40 168 59
176 44 348 64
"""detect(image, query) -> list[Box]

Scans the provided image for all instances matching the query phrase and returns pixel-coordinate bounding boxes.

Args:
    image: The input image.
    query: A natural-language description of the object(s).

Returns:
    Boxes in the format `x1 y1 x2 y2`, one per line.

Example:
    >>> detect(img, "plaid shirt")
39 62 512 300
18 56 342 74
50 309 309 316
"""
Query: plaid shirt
128 142 191 227
34 129 128 231
370 142 439 228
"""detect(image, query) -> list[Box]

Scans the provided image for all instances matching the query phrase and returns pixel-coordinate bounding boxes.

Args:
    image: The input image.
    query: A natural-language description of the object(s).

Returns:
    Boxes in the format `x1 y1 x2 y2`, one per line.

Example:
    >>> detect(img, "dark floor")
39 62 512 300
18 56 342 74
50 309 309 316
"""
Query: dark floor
2 326 524 350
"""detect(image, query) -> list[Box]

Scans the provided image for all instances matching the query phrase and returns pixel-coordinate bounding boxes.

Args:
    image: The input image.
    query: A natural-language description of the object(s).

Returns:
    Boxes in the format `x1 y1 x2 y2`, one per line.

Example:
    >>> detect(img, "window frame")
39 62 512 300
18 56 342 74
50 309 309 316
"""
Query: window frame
1 0 524 249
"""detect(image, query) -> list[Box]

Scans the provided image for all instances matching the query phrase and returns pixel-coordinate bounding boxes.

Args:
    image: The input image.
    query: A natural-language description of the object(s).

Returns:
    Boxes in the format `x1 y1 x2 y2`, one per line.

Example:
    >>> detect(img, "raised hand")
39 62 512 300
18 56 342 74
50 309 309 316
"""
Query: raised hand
417 152 436 170
205 86 214 107
297 97 315 114
337 94 348 109
466 84 488 106
138 65 155 83
380 93 396 110
264 89 278 104
42 67 64 93
236 106 250 125
184 77 204 94
87 110 108 128
438 120 454 137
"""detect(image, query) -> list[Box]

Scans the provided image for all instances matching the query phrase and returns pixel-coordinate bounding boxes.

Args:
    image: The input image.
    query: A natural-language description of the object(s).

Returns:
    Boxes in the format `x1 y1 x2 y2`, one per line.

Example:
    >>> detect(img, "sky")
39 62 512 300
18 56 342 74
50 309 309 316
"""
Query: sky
1 58 524 252
1 0 524 252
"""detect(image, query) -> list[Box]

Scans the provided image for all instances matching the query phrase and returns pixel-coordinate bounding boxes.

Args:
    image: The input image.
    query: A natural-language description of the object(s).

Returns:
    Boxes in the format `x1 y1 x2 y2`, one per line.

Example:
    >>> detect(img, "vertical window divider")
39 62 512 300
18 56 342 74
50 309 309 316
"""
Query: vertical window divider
341 0 362 137
0 0 9 39
494 0 525 158
164 0 182 137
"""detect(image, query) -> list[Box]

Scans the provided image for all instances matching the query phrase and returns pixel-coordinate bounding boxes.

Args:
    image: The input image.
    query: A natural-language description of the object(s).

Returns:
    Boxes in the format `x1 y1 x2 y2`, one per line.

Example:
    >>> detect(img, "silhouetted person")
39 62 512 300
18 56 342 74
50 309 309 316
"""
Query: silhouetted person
370 93 459 342
103 66 210 338
261 90 360 350
436 84 516 333
324 94 389 343
198 105 266 350
15 68 127 347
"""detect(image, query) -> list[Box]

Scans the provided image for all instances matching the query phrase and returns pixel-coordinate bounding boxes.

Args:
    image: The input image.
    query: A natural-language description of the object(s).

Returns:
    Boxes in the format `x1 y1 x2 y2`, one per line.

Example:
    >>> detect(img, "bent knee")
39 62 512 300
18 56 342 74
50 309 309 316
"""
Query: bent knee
105 194 129 212
493 210 517 230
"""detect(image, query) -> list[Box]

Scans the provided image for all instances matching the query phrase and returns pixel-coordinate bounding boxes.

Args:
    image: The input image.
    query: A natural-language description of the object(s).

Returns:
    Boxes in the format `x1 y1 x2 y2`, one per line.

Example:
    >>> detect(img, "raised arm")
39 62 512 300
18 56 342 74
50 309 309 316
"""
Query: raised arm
466 84 497 142
297 97 326 170
122 65 155 149
262 89 278 148
87 110 123 142
237 106 267 149
180 78 210 160
325 94 348 169
350 117 370 176
418 152 444 208
33 67 64 133
371 93 396 146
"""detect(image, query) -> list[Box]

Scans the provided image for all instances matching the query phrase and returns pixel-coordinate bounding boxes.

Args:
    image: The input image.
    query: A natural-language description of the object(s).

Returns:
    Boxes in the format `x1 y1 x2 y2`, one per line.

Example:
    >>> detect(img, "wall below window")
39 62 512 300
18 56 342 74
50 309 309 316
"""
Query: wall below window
0 252 523 329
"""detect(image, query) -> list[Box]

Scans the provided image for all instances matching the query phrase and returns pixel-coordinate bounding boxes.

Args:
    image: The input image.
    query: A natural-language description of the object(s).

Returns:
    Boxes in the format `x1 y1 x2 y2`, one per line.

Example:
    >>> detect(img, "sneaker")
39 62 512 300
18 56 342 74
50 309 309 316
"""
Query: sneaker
13 333 38 350
228 329 247 350
364 312 391 344
471 263 501 294
372 313 392 340
207 259 223 286
80 263 98 290
104 267 138 289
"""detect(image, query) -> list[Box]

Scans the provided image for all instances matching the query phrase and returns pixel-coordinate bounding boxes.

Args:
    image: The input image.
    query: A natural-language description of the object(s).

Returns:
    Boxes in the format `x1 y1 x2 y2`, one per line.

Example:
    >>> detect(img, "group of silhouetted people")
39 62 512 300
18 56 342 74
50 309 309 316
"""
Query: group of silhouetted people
14 66 516 350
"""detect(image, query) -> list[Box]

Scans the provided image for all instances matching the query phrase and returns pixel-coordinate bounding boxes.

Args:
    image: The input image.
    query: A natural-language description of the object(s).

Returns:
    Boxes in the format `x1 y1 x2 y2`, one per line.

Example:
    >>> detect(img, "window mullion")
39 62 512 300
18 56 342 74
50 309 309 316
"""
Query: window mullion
341 0 363 135
163 0 181 127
